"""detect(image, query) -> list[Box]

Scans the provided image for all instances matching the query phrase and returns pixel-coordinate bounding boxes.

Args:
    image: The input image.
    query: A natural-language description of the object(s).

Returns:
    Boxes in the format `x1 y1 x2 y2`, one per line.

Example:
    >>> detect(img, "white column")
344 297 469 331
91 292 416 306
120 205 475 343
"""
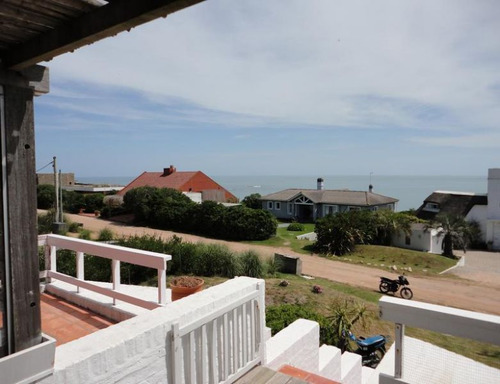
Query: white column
76 251 84 293
158 266 166 305
112 259 120 305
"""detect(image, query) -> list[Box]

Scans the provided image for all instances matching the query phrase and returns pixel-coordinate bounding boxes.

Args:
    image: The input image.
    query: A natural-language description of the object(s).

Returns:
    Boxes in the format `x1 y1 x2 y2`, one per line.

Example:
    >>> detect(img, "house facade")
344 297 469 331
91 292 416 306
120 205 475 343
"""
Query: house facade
260 178 398 221
414 168 500 250
117 165 238 203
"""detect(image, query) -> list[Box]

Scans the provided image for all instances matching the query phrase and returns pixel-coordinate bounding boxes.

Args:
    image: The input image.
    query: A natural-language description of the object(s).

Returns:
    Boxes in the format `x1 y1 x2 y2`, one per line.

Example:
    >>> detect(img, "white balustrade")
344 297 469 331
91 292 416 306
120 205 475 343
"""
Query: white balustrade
38 234 171 309
171 282 266 384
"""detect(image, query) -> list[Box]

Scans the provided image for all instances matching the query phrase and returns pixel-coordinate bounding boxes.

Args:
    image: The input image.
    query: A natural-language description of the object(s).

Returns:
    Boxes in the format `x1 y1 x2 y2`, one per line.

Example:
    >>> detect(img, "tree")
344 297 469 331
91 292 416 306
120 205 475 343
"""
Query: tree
242 193 262 209
37 184 55 209
314 212 366 256
372 210 415 246
428 214 473 258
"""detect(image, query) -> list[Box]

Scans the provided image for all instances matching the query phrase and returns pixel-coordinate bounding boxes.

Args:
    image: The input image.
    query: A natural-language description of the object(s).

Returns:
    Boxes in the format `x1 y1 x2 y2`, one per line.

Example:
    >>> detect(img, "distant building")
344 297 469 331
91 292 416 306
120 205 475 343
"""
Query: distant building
117 165 237 203
413 168 500 250
37 172 75 187
260 178 398 221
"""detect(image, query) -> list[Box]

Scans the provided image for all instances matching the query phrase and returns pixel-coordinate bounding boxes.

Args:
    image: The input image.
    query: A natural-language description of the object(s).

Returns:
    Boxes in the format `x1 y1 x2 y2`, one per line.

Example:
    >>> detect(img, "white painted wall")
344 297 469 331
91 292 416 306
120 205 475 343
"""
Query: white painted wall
38 277 264 384
392 224 443 254
376 336 500 384
466 204 488 242
487 168 500 220
265 319 319 373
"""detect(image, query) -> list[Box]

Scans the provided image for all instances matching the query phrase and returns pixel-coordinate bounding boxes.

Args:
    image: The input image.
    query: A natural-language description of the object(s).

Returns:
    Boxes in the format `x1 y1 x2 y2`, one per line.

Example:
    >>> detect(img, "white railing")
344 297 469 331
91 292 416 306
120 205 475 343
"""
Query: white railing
38 234 171 309
378 296 500 384
171 281 266 384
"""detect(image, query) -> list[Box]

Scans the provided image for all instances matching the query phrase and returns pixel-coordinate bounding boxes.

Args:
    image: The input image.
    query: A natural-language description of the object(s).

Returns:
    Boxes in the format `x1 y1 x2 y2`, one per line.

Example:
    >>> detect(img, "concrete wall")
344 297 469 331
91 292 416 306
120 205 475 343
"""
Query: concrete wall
487 168 500 220
37 173 75 187
39 277 263 384
392 224 443 254
466 204 488 242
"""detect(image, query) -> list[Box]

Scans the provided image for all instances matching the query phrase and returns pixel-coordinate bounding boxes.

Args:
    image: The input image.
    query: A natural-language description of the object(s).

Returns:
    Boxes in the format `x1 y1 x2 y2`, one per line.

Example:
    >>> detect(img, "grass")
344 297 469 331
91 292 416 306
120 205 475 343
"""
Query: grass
329 244 458 276
245 222 316 254
264 273 500 370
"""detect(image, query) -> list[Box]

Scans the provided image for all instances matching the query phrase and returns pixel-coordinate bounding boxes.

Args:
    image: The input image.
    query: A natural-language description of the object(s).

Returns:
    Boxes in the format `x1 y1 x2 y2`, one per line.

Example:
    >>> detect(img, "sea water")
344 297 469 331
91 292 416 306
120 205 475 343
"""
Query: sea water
77 175 487 212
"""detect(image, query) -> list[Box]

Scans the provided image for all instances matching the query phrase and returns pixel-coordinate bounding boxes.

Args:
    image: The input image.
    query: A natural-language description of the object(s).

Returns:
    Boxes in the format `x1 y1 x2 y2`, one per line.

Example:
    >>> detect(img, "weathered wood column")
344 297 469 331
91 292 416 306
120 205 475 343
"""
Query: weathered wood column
0 66 48 355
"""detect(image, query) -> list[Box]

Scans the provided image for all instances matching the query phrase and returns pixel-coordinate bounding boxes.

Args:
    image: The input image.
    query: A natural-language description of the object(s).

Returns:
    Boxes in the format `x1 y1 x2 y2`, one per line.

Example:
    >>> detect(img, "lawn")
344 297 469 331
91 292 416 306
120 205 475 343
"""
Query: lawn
245 222 316 254
329 244 458 276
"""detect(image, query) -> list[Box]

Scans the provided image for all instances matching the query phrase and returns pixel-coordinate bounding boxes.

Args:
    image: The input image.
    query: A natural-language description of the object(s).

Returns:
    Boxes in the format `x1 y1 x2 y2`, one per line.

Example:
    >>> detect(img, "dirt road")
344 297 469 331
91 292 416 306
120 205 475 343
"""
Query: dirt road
64 213 500 316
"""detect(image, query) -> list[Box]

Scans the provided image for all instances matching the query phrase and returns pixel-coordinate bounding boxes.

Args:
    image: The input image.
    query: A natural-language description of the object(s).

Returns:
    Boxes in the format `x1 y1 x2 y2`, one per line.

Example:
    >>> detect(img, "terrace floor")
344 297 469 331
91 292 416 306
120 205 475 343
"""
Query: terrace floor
41 292 116 346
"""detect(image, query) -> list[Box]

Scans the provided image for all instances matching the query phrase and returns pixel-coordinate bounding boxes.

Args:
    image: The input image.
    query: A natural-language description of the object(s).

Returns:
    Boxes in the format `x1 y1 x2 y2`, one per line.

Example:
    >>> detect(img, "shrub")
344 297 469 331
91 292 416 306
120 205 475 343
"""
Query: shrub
37 184 55 209
239 250 264 278
78 229 92 240
264 256 282 277
266 304 335 345
241 193 262 209
68 221 82 233
62 190 85 213
314 212 365 256
98 228 114 241
287 222 305 231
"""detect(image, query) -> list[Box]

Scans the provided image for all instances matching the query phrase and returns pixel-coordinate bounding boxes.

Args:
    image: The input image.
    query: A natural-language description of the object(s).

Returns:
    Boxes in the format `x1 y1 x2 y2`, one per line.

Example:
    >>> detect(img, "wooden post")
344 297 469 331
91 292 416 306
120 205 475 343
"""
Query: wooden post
0 73 42 354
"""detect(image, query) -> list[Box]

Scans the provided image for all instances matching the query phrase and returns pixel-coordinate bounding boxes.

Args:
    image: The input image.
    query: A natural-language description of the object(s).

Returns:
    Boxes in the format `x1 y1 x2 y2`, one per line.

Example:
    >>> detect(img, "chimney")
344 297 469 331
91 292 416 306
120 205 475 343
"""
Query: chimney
163 165 176 176
317 177 324 191
369 184 373 193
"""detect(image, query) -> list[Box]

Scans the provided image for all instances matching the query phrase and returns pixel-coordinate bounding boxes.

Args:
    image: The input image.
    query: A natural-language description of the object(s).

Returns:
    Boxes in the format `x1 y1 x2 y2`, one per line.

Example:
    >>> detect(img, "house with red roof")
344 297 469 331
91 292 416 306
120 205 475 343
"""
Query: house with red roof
117 165 237 203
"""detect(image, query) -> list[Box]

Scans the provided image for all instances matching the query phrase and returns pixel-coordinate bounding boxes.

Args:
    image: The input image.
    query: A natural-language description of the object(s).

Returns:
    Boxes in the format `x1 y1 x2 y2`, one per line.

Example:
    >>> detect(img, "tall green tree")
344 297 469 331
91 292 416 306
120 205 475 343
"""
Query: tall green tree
373 210 415 246
314 212 366 256
242 193 262 209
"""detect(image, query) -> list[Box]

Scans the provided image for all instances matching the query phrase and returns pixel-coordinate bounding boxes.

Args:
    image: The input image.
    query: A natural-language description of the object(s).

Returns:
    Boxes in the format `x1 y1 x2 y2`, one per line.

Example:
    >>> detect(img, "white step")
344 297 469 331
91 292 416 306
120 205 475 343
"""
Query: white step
318 344 341 382
341 351 362 384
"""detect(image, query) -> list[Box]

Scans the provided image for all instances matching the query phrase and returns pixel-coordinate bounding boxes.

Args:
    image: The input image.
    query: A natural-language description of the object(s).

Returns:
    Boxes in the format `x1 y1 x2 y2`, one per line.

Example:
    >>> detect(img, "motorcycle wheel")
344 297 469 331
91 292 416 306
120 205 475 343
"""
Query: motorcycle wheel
400 287 413 300
379 282 390 293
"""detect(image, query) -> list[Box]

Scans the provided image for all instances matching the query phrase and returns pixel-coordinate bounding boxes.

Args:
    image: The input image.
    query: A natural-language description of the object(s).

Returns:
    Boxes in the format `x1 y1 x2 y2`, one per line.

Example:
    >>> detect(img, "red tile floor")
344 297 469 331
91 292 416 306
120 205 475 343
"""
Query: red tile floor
279 364 341 384
41 293 116 346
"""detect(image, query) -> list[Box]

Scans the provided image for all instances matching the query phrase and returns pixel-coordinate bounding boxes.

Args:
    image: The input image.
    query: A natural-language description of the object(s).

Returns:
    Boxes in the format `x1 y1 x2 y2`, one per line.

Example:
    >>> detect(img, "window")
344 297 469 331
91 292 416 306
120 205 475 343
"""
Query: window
275 202 281 210
405 235 411 245
267 201 273 210
348 206 361 211
287 203 294 215
324 205 338 215
424 202 440 212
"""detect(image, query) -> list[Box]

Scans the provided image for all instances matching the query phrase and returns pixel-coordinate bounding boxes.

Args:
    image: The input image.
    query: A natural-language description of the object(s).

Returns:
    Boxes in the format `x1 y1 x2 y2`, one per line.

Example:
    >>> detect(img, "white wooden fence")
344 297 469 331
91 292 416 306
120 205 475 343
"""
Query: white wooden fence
171 282 266 384
38 234 171 309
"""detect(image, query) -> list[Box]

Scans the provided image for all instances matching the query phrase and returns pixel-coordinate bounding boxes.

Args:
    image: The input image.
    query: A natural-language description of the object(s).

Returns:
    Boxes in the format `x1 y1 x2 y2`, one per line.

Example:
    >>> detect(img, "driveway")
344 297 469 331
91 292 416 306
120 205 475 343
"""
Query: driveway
448 250 500 288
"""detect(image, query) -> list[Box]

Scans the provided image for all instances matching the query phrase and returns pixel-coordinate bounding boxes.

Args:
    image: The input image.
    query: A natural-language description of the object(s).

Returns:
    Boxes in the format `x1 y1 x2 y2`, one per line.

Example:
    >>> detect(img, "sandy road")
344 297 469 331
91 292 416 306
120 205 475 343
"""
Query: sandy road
63 213 500 316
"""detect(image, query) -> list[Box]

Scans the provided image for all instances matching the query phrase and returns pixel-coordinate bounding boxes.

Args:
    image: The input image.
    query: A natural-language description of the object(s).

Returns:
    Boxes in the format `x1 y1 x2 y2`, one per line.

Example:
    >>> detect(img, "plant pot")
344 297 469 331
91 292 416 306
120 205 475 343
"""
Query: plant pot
170 276 204 301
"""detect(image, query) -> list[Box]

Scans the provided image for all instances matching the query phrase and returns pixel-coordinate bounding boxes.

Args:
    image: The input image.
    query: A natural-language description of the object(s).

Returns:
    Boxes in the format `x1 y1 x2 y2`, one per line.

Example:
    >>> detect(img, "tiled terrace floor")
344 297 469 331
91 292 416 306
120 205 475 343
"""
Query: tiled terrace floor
41 292 116 346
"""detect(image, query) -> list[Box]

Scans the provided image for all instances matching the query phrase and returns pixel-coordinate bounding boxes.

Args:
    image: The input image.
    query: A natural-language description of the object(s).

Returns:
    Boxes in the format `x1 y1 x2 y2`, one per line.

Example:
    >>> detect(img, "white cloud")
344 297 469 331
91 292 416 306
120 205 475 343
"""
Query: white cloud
44 0 500 137
410 133 500 148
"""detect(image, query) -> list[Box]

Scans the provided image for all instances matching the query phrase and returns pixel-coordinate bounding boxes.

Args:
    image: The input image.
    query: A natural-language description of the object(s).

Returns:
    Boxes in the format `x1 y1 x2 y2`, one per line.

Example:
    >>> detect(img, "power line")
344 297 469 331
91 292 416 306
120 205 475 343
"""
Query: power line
36 160 54 173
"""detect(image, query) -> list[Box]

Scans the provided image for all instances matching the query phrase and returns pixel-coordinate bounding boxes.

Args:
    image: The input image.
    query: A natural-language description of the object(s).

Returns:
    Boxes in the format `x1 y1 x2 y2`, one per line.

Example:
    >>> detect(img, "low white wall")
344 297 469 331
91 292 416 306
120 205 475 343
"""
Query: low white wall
39 277 263 384
341 351 362 384
318 344 341 382
466 205 488 242
377 336 500 384
265 319 319 373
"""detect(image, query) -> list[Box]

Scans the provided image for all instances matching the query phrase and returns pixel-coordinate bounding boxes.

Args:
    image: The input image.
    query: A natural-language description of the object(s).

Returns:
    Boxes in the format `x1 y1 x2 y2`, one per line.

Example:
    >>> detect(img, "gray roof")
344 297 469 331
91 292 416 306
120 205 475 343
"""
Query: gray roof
416 191 487 220
260 189 398 206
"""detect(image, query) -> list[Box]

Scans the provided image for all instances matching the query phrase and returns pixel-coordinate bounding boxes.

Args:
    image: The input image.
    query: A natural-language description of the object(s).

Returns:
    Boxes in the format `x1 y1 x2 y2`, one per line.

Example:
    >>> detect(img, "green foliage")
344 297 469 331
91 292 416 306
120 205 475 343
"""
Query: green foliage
61 190 85 213
38 210 56 234
241 193 262 209
78 229 92 240
266 304 335 345
428 214 475 258
83 193 105 213
287 222 305 231
37 184 55 209
240 250 264 278
264 256 282 277
98 228 114 241
123 187 277 241
315 212 365 255
68 222 82 233
467 220 487 249
327 297 367 352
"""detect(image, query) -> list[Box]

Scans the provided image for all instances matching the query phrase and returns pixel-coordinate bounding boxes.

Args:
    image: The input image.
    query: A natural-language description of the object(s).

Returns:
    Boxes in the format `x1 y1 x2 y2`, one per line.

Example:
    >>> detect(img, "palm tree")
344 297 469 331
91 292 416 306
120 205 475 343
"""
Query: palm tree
427 214 472 258
373 210 415 246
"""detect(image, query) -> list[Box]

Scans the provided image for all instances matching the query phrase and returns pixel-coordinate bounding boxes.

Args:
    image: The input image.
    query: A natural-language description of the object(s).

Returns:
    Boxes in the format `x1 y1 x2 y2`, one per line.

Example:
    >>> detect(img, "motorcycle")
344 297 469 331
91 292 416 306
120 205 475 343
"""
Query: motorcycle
346 331 387 368
379 275 413 299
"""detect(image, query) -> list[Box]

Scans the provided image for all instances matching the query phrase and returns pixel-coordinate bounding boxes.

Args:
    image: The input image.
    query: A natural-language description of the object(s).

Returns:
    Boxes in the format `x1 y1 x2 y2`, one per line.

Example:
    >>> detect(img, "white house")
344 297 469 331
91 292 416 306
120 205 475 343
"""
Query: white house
399 168 500 253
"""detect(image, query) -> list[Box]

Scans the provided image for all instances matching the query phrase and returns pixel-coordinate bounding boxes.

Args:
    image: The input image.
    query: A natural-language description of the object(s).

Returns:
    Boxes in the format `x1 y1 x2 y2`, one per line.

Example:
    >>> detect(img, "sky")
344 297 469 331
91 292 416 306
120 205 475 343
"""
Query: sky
35 0 500 178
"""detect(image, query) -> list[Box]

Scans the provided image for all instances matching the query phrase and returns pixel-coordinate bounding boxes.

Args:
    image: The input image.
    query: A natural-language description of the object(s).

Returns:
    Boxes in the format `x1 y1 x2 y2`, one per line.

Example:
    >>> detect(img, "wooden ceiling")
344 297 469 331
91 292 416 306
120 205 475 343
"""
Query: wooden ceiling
0 0 203 71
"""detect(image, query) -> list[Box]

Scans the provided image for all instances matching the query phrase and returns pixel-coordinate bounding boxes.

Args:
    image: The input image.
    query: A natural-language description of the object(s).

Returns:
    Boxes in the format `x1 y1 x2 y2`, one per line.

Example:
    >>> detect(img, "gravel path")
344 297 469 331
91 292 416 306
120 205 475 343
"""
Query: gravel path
63 212 500 316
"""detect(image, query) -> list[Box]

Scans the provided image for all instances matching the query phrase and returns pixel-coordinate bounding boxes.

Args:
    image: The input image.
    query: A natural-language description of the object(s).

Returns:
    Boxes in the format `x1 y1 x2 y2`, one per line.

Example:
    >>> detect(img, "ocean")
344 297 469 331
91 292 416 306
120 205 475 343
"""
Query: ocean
77 175 487 212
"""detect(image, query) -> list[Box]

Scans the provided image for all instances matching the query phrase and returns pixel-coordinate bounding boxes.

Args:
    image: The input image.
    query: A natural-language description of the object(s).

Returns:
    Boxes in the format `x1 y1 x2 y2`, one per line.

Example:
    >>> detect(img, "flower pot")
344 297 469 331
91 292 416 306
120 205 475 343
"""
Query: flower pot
170 276 204 301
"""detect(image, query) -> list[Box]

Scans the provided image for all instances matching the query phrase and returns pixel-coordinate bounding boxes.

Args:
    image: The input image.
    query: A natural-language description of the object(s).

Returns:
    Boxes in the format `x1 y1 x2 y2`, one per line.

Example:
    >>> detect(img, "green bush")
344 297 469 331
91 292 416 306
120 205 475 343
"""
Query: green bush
98 228 114 241
287 222 305 231
241 193 262 209
240 250 263 278
37 184 55 209
62 190 85 213
266 304 335 345
314 212 365 255
68 222 82 233
78 229 92 240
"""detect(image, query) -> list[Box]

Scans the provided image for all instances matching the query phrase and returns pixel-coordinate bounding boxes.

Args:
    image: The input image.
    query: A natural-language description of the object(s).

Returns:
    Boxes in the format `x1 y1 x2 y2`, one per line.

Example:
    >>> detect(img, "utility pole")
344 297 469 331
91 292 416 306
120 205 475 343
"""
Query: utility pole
58 169 63 223
53 156 59 221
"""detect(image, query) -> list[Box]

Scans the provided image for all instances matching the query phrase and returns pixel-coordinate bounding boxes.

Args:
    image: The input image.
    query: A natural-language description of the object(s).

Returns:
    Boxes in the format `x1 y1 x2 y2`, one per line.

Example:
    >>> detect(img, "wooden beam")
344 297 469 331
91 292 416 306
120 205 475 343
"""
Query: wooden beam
1 0 205 70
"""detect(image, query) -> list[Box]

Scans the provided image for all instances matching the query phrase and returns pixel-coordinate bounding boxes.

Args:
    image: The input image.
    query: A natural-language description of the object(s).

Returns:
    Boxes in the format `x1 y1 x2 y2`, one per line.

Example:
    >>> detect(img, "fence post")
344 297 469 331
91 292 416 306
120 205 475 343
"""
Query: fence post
49 245 57 279
395 323 405 379
171 322 182 384
112 259 120 305
158 264 167 305
76 251 84 293
257 280 267 364
44 244 51 283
